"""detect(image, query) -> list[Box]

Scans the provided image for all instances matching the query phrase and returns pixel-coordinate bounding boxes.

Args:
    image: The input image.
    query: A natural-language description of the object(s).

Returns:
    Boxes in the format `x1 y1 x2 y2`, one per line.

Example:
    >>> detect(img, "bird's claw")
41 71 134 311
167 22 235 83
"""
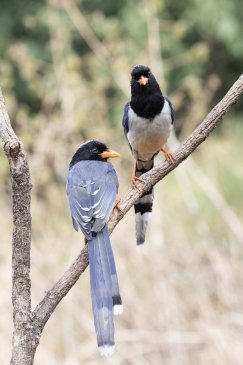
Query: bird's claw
132 175 143 185
132 175 145 192
161 148 175 162
114 198 122 212
165 151 175 162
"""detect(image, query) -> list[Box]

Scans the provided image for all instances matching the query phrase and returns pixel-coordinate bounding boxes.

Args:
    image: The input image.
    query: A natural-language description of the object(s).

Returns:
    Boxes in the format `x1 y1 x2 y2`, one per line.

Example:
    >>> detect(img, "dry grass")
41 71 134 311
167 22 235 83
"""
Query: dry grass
1 125 243 364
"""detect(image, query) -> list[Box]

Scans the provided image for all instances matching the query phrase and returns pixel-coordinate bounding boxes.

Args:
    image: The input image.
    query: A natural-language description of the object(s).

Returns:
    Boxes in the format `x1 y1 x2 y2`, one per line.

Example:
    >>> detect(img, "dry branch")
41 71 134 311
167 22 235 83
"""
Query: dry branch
0 74 243 364
0 91 33 364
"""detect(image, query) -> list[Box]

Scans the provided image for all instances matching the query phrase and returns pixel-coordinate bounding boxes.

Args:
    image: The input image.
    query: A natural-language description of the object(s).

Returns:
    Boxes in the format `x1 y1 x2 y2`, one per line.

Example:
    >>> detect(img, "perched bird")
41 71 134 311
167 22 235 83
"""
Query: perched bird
122 64 175 247
66 140 123 356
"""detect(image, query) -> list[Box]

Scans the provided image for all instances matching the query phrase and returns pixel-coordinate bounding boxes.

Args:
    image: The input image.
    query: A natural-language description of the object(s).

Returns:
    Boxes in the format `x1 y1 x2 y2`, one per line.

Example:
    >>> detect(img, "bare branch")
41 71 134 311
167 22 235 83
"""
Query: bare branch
32 74 243 328
0 90 33 363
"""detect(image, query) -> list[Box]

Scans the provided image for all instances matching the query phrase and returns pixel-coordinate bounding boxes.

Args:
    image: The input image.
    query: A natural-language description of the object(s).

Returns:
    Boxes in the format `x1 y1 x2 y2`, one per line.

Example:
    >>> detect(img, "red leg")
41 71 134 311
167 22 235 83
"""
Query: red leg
160 147 175 162
114 198 122 212
131 159 142 185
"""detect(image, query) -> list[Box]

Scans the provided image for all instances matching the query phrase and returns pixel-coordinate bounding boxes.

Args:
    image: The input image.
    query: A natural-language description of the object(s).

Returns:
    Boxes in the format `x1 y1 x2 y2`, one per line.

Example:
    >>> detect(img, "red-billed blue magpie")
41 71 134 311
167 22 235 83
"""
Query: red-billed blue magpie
67 140 123 356
122 65 175 247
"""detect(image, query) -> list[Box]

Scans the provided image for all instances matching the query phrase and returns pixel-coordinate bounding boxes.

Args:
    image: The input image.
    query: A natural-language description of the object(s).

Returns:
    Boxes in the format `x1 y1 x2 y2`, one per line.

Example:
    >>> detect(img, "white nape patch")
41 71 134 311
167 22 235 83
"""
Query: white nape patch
113 304 123 316
78 139 95 148
99 345 115 357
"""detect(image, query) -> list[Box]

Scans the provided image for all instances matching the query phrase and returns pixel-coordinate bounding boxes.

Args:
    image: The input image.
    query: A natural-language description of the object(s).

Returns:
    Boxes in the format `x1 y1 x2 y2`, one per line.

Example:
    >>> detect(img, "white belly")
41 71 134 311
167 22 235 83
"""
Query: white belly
127 101 172 155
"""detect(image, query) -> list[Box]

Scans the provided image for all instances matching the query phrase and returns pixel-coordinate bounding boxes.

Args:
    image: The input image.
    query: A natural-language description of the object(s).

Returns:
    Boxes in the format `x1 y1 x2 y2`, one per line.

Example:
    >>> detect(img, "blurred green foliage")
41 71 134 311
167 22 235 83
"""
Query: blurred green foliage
0 0 242 199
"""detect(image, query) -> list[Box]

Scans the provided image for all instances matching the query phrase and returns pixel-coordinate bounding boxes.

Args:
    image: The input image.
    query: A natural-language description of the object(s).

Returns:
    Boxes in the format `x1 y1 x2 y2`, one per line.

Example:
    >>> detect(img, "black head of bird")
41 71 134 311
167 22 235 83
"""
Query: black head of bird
69 140 120 168
131 64 162 97
130 65 164 119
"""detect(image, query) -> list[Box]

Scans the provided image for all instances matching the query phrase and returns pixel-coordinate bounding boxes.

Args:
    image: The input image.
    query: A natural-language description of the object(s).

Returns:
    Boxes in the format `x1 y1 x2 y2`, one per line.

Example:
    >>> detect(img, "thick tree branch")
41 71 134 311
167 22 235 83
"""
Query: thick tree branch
0 91 33 363
32 74 243 328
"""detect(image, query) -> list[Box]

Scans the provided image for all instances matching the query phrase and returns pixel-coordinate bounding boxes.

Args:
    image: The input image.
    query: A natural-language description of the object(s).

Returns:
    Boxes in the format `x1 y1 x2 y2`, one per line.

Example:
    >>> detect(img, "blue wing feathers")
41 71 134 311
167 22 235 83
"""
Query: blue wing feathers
67 161 118 237
122 102 130 134
164 96 175 123
122 102 133 151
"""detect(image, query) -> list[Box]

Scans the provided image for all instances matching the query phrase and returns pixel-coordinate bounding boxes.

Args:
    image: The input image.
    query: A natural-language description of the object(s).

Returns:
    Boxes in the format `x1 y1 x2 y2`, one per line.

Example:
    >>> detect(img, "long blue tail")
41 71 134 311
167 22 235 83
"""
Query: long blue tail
88 225 122 356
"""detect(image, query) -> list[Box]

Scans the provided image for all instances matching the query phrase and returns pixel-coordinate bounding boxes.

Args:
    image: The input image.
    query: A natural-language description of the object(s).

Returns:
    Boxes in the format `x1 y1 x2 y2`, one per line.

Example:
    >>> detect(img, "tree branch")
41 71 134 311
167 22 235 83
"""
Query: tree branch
32 74 243 328
0 91 33 363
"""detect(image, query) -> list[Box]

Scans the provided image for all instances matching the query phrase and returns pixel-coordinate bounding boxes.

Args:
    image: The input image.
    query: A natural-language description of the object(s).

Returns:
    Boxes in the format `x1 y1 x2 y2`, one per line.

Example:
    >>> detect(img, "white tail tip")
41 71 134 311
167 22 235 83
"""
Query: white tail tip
113 304 123 315
99 345 115 357
136 243 144 250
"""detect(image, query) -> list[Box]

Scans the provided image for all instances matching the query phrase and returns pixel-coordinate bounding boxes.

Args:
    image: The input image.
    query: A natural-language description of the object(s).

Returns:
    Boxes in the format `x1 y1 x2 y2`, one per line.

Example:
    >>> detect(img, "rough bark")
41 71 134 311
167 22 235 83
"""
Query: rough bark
0 93 38 363
0 74 243 364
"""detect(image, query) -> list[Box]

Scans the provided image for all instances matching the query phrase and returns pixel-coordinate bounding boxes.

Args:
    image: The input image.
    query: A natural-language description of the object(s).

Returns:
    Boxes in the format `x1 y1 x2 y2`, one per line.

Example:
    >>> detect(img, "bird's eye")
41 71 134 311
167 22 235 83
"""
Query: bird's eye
91 147 98 153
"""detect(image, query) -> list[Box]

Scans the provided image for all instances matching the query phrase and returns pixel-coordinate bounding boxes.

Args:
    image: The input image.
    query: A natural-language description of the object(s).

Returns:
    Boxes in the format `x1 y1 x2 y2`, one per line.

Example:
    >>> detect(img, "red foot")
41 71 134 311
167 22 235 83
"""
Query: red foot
114 198 122 212
161 148 175 162
131 175 142 185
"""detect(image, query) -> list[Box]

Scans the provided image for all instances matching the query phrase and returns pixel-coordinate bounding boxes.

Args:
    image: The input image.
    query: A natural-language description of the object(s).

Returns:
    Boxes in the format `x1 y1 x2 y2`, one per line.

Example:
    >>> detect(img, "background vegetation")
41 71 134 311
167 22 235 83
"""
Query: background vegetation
1 0 243 364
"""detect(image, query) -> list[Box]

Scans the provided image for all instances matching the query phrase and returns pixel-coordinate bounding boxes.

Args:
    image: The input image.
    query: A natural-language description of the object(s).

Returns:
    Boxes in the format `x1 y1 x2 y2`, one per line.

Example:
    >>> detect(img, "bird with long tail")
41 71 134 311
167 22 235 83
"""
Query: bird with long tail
67 140 123 356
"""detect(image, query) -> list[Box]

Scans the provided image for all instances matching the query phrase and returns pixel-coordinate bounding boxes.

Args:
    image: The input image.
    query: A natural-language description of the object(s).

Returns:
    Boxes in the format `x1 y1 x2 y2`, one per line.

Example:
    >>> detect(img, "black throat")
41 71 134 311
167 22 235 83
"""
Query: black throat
130 76 164 119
